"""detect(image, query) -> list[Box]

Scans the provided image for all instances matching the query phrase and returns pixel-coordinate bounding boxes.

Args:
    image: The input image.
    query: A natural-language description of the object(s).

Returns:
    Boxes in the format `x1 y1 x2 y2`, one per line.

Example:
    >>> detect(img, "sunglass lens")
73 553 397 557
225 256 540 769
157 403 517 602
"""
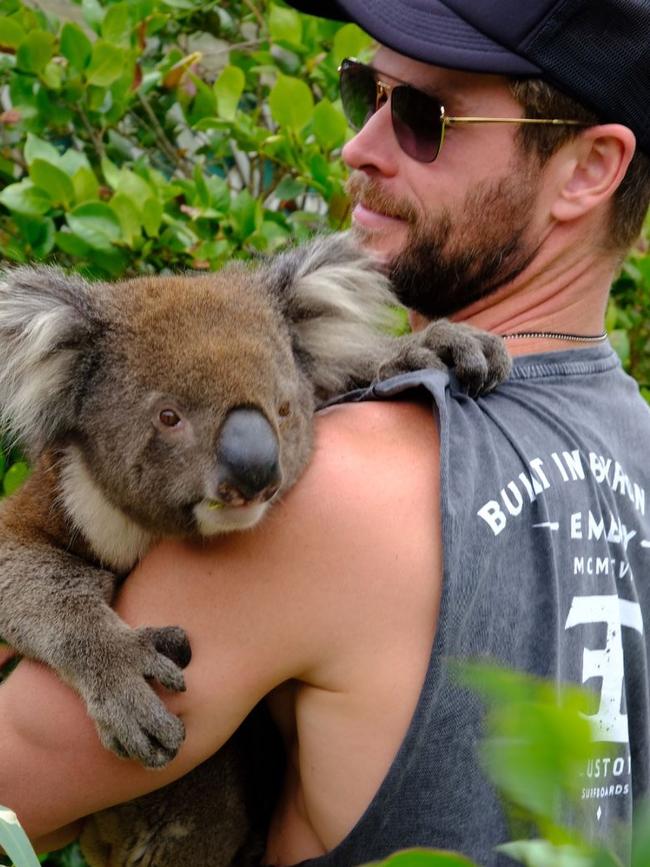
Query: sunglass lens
339 61 377 131
391 86 442 162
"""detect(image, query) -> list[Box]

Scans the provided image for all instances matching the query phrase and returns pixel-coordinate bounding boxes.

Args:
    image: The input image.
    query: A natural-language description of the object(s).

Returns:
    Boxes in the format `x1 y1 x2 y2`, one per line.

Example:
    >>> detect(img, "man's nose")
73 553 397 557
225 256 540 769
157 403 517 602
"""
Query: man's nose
216 407 281 503
342 100 400 176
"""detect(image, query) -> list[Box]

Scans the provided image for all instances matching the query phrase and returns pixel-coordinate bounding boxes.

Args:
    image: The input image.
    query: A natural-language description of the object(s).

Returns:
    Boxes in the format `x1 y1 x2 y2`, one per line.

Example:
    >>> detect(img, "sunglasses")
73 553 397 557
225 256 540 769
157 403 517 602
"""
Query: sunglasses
338 58 589 163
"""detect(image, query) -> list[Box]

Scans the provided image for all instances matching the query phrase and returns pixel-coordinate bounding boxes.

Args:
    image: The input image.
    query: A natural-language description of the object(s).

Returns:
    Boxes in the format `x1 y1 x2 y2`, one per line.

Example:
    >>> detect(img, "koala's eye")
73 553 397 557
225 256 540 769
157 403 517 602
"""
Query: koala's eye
159 409 181 427
278 402 291 418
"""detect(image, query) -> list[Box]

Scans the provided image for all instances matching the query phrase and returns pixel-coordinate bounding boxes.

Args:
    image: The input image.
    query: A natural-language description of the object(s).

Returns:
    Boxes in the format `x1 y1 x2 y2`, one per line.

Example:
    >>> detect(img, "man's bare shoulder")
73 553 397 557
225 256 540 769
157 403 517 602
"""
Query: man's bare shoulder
302 397 441 516
262 397 441 583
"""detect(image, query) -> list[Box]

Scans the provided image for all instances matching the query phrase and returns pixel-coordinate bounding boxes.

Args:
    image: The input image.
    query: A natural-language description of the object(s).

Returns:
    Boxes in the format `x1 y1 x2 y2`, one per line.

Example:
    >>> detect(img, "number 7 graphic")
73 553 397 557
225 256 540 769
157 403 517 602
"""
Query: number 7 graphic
565 595 644 743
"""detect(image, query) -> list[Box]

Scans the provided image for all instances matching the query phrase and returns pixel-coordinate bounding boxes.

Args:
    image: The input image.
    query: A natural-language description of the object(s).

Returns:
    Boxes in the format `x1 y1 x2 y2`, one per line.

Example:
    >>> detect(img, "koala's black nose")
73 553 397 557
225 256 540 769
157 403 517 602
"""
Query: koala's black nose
216 407 281 503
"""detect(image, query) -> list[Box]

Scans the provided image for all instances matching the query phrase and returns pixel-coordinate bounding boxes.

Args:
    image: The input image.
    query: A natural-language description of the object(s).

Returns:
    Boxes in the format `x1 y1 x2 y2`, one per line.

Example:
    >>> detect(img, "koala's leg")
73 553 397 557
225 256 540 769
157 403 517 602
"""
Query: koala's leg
80 706 284 867
0 534 190 768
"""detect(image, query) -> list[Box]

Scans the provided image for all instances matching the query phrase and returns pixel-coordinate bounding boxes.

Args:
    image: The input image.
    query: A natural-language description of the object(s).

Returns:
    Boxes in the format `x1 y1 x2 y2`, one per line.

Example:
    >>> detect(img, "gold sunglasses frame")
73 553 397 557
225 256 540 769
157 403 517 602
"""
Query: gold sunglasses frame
340 58 589 161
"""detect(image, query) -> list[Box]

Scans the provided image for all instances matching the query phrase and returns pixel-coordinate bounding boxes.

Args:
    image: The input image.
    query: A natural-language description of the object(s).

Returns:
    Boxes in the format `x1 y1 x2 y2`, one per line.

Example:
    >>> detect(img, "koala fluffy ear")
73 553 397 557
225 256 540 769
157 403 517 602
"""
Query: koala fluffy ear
268 233 400 398
0 266 100 455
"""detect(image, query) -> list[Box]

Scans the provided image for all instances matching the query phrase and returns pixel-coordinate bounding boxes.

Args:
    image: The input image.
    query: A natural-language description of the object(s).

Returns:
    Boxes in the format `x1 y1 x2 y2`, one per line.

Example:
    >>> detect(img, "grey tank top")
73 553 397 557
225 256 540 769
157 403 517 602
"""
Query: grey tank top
296 343 650 867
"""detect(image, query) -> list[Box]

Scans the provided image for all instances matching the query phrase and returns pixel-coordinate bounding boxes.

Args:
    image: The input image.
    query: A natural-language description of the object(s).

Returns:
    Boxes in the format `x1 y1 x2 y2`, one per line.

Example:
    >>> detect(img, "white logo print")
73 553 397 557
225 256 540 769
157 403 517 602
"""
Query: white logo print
565 595 644 743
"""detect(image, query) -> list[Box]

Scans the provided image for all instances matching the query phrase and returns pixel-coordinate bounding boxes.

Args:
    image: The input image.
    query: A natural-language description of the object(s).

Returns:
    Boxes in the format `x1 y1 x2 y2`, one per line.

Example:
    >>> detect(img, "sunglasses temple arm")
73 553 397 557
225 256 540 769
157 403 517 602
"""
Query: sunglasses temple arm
445 117 589 126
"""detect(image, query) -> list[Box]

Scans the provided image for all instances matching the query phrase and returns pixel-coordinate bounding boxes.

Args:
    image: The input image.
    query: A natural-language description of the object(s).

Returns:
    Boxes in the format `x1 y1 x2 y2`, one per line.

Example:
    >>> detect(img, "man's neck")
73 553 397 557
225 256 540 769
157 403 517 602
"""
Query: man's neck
414 230 618 357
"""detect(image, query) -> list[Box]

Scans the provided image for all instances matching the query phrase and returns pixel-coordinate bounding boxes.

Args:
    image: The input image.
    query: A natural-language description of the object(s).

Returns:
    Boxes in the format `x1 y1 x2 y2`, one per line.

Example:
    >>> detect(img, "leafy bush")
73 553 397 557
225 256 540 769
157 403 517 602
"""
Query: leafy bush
0 0 371 276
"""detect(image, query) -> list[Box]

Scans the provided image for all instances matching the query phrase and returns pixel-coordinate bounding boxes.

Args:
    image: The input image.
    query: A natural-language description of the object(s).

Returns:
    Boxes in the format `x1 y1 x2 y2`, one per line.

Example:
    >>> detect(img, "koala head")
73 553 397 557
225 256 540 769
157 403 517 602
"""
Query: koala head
0 235 396 540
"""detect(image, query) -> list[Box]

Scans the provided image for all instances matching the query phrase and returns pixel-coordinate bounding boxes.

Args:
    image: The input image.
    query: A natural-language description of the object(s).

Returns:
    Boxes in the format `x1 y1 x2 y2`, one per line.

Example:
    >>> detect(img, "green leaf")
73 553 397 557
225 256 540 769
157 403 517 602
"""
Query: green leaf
87 84 108 111
457 664 597 825
313 99 348 151
59 22 92 71
331 23 374 66
109 192 141 247
142 197 162 237
16 30 55 74
269 75 314 132
0 806 41 867
193 117 230 132
29 159 74 207
259 219 290 251
13 214 55 258
101 2 131 47
55 229 93 257
86 40 125 87
632 802 650 867
129 0 156 23
40 59 64 90
3 462 30 496
59 150 92 176
101 156 122 190
364 849 477 867
268 4 302 46
229 189 260 240
66 201 122 250
609 329 630 367
24 133 60 166
192 163 210 209
72 166 99 204
115 169 153 203
0 16 26 48
274 175 305 201
81 0 105 33
214 65 245 122
496 840 592 867
0 180 51 216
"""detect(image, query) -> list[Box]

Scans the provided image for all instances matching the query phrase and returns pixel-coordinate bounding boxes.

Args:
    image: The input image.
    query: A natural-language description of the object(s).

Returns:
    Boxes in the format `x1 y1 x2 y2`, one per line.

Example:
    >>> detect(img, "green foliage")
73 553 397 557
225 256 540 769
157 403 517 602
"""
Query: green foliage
364 849 475 866
0 0 370 277
459 664 598 842
365 665 650 867
609 222 650 400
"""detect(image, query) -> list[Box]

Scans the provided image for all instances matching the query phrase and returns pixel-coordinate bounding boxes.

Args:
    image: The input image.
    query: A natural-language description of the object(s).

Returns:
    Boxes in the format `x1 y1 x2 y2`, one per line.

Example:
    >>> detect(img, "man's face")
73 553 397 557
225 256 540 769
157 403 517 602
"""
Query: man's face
342 48 544 320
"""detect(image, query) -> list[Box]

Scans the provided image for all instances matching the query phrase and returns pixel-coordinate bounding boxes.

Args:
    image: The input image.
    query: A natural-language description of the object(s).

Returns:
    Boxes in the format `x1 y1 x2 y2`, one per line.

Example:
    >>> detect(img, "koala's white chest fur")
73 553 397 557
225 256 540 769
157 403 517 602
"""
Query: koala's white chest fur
59 446 153 572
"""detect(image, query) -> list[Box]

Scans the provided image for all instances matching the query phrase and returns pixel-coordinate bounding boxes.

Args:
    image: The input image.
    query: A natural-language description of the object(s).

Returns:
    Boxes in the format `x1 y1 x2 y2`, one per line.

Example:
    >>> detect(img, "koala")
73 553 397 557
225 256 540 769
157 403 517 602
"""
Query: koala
0 234 510 866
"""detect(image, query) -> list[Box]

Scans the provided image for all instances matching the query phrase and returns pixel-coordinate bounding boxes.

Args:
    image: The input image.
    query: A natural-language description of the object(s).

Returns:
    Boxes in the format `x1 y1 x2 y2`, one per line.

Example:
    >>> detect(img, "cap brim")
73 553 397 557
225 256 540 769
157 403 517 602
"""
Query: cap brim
286 0 541 75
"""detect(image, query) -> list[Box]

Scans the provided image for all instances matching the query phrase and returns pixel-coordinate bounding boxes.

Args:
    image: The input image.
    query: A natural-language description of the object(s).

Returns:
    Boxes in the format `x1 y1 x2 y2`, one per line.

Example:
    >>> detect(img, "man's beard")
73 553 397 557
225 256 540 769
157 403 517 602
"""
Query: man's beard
346 164 539 320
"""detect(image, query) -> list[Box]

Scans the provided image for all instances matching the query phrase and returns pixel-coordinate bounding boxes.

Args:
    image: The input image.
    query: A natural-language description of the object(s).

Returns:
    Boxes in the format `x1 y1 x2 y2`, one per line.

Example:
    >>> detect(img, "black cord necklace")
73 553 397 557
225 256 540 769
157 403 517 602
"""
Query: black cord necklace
501 330 608 343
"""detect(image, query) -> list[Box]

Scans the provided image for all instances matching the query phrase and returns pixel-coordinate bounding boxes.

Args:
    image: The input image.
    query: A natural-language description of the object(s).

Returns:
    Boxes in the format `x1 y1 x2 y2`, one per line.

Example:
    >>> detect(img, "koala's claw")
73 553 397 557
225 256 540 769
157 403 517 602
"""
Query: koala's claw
94 686 186 768
379 319 511 396
82 624 190 767
139 625 192 671
91 676 186 768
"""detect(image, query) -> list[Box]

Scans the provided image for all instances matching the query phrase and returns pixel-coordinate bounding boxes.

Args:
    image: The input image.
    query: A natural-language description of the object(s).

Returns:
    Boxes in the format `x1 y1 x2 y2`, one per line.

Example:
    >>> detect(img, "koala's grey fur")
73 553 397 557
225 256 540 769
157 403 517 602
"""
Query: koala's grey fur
0 234 510 866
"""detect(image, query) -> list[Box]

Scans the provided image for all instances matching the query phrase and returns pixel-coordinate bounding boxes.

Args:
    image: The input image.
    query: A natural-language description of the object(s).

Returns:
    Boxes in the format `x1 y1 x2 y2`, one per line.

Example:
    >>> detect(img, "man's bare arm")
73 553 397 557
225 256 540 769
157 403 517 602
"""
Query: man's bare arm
0 400 441 848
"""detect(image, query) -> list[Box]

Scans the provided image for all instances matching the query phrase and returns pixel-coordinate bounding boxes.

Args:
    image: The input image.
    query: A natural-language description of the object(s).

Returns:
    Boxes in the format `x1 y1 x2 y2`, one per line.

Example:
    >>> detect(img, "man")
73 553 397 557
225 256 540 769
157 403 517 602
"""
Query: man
1 1 649 865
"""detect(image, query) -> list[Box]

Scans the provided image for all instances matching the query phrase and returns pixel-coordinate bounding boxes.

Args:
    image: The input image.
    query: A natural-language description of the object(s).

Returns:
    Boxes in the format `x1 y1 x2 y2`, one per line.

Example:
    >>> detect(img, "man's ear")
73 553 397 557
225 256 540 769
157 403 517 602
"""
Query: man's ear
266 233 400 396
0 266 101 455
551 124 636 224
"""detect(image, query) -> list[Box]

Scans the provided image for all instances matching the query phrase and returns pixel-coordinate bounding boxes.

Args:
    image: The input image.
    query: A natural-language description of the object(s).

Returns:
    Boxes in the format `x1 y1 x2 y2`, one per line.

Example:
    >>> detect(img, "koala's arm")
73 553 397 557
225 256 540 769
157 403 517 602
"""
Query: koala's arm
0 469 189 769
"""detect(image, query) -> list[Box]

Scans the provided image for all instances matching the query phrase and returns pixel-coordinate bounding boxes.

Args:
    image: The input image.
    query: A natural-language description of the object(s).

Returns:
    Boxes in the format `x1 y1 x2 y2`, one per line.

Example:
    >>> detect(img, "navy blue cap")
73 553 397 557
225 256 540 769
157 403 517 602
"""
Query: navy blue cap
286 0 650 153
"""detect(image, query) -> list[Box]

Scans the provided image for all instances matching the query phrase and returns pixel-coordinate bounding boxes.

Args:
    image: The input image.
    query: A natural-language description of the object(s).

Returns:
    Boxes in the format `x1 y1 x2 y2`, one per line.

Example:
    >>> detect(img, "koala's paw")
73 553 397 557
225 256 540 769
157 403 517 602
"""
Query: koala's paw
378 320 511 396
86 625 191 768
